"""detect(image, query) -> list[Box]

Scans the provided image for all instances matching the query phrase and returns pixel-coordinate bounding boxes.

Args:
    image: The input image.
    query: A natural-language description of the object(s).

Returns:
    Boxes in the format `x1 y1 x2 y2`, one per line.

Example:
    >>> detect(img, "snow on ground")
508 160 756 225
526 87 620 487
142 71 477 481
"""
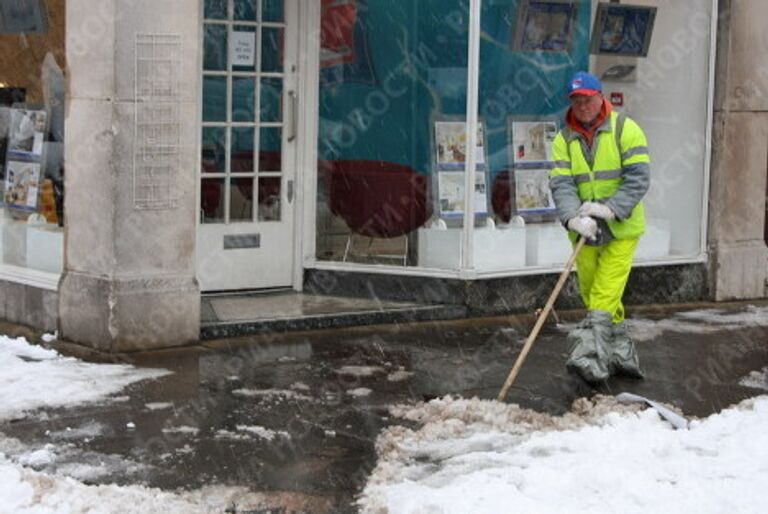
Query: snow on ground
231 387 311 401
160 425 200 436
0 336 312 513
360 395 768 514
0 454 306 514
347 387 373 397
0 335 171 422
235 425 290 441
740 367 768 391
335 365 385 377
559 304 768 342
387 369 415 382
144 402 173 411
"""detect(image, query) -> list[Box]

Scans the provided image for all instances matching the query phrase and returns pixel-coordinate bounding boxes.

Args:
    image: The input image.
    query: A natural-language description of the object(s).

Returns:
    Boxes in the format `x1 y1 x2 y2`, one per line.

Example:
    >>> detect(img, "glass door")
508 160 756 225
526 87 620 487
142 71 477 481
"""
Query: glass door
198 0 298 291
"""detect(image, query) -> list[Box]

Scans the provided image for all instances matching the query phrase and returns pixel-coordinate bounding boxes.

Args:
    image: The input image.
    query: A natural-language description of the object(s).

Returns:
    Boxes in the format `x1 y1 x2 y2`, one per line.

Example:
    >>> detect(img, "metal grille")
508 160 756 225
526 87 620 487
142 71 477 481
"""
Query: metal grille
134 34 182 210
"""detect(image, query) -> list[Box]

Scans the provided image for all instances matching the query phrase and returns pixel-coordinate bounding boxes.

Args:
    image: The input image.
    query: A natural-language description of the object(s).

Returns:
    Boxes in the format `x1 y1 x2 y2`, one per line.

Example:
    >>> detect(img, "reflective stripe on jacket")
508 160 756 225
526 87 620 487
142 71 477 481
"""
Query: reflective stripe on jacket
550 111 650 240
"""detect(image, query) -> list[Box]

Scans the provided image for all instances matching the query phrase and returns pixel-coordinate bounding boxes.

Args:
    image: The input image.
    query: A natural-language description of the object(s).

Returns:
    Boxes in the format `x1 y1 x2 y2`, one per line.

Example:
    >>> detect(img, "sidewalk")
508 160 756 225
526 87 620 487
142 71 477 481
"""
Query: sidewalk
2 301 768 513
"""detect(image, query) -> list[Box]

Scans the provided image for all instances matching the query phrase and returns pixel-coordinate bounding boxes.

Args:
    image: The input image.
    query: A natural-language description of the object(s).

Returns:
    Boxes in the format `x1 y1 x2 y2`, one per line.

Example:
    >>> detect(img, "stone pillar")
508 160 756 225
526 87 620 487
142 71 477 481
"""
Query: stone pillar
708 0 768 300
59 0 200 351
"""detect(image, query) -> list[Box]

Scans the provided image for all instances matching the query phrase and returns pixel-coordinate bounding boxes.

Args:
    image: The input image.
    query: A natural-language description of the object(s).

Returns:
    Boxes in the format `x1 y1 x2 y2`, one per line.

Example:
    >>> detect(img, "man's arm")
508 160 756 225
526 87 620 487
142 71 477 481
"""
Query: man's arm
603 118 650 220
549 132 581 225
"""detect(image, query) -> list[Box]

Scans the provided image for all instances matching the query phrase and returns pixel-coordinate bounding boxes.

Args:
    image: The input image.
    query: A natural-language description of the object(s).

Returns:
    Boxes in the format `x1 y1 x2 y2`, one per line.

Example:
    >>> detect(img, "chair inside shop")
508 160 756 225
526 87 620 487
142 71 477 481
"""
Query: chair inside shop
321 159 432 265
491 170 513 223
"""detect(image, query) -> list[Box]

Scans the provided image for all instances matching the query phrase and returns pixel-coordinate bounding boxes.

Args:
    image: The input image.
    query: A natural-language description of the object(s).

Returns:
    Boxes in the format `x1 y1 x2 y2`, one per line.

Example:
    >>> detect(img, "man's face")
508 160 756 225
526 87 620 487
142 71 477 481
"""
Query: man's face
570 93 603 124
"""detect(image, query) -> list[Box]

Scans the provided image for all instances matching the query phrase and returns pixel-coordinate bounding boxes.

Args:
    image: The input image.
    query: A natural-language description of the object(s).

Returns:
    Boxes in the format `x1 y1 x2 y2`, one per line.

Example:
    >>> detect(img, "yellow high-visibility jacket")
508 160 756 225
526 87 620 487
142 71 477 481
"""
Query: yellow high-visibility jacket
550 111 650 241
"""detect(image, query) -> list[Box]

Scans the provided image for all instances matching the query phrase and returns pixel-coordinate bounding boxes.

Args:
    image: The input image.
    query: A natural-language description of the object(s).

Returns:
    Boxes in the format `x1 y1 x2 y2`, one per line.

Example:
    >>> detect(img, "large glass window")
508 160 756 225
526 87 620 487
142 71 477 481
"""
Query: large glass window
0 0 66 276
315 0 713 273
474 0 712 271
475 0 591 271
315 0 468 269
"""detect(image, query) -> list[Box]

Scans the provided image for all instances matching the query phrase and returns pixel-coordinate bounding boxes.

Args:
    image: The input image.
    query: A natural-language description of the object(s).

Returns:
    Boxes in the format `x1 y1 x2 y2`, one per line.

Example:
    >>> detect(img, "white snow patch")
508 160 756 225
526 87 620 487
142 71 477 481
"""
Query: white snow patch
290 381 310 391
161 426 199 436
740 367 768 391
0 335 171 421
335 365 385 377
48 422 105 441
347 387 372 397
387 369 414 382
231 388 311 401
40 333 57 343
0 434 149 484
17 446 56 469
676 305 768 325
360 395 768 514
0 453 283 514
144 402 173 411
235 425 289 441
559 305 768 342
214 429 249 441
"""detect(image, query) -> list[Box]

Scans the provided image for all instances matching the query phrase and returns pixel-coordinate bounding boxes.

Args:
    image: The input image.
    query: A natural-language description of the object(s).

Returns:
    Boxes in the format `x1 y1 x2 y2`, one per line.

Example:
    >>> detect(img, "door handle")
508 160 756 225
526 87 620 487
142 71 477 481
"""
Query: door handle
287 179 294 204
287 90 297 142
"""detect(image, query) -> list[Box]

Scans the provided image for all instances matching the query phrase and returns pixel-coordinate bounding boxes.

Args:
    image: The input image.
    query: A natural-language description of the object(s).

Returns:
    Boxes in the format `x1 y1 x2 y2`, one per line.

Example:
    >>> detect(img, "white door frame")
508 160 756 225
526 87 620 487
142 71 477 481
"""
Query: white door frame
295 0 321 291
196 0 302 292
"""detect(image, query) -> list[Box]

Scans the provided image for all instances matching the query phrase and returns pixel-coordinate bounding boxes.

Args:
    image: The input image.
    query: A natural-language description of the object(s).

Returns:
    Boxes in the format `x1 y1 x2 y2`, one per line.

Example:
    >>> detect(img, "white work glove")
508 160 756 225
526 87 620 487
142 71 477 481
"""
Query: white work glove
567 216 598 240
579 201 615 220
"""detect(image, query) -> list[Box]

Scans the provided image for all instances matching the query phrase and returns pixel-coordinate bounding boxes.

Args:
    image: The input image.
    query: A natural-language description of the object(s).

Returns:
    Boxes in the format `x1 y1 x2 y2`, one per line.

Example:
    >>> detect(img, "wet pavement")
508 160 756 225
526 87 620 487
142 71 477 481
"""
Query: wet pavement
3 301 768 513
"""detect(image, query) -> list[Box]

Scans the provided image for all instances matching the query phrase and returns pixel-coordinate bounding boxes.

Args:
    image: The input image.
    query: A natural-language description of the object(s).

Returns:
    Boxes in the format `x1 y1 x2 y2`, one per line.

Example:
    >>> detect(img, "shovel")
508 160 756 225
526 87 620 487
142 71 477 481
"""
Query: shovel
497 236 587 401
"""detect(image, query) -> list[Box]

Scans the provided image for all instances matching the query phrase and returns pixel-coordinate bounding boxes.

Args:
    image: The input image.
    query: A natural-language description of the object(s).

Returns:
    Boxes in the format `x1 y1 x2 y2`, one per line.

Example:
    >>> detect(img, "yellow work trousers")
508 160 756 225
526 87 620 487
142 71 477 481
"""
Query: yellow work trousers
574 238 639 324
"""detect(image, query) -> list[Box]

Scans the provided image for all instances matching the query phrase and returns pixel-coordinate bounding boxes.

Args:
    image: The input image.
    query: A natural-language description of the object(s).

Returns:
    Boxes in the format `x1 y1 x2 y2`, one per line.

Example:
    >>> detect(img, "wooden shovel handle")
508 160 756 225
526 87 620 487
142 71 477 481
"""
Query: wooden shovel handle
497 236 587 402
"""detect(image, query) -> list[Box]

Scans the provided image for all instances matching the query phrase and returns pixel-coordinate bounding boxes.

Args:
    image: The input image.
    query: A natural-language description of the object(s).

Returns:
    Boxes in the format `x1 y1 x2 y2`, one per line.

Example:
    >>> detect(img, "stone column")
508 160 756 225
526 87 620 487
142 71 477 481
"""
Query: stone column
708 0 768 300
59 0 200 351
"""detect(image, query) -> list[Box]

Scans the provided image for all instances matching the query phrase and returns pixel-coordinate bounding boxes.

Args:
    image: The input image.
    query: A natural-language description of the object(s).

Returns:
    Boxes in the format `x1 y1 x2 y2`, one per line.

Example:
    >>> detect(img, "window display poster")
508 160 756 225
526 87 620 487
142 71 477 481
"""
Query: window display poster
514 167 556 213
4 159 41 211
8 108 46 159
437 171 488 218
593 5 656 56
435 121 486 171
513 0 577 52
510 120 557 163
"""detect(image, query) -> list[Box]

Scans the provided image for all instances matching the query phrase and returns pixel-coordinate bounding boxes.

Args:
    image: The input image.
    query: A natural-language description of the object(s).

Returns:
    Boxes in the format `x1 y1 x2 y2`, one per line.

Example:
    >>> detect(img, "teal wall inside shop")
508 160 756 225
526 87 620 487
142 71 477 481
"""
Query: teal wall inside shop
318 0 592 179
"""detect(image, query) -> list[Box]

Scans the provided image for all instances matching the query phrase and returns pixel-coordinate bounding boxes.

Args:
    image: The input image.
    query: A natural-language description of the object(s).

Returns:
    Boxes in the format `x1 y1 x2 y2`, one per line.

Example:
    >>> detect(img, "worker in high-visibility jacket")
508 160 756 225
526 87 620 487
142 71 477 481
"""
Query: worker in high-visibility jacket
549 71 650 383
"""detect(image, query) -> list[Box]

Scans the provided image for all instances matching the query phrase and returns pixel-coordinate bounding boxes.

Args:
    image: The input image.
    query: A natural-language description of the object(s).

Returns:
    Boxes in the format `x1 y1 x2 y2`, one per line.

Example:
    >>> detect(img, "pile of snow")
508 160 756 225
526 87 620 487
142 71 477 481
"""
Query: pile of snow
0 336 171 421
740 367 768 391
0 455 311 514
360 395 768 513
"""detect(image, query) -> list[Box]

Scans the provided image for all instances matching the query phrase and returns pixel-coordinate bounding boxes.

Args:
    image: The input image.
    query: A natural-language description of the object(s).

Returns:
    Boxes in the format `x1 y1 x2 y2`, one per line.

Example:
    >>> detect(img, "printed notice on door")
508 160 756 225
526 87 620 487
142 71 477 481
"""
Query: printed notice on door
231 31 256 67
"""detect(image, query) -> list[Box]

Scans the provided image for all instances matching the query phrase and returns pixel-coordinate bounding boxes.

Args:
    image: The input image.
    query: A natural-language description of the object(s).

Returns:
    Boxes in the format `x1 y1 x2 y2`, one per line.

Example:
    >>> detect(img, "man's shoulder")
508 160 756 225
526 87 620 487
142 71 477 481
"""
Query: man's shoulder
617 113 647 135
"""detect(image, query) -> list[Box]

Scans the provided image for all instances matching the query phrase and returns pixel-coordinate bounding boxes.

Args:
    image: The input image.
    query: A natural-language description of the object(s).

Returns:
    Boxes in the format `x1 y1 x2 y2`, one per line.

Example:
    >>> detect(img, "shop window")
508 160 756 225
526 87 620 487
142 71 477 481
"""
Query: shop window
315 0 713 274
472 0 710 271
315 0 467 269
0 0 65 275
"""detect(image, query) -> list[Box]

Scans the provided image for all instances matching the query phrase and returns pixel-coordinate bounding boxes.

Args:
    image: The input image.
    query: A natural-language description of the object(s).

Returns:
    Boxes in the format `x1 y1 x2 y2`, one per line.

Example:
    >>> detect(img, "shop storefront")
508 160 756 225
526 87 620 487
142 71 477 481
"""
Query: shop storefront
305 0 719 311
0 0 64 329
311 0 713 275
2 0 765 351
